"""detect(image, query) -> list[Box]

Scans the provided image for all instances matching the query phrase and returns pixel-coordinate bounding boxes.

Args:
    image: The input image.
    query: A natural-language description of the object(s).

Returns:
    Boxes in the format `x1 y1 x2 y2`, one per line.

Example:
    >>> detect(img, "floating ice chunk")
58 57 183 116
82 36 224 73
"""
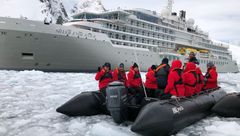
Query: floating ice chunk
0 126 7 135
205 121 240 136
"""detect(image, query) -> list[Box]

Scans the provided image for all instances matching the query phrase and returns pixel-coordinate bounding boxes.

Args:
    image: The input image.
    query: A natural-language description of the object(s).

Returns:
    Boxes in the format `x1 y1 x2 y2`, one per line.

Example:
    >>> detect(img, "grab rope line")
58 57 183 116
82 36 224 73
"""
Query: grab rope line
133 50 148 98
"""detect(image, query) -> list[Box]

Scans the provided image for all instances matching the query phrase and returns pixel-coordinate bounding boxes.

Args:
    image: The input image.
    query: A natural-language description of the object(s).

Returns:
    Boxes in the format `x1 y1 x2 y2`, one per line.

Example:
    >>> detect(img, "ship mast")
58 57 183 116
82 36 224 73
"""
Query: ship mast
166 0 174 15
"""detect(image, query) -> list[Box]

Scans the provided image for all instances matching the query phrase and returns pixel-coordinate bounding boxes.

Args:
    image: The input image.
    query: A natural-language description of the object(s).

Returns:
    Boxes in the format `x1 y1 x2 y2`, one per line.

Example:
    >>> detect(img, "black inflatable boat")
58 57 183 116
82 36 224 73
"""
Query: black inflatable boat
212 93 240 118
57 82 227 136
56 91 108 116
105 82 227 136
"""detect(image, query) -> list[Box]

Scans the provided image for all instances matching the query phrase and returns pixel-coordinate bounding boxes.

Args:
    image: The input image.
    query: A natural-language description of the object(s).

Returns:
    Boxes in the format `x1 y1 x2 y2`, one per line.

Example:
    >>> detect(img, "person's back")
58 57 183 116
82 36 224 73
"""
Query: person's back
155 58 170 89
164 60 185 98
204 62 218 90
183 62 197 97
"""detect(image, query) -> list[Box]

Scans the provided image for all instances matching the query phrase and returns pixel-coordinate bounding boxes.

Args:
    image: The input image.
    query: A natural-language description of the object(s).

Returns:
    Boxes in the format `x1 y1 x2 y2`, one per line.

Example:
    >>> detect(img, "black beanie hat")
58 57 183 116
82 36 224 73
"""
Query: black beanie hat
162 58 169 64
119 63 124 68
207 62 214 68
103 62 111 69
133 63 138 68
151 65 156 70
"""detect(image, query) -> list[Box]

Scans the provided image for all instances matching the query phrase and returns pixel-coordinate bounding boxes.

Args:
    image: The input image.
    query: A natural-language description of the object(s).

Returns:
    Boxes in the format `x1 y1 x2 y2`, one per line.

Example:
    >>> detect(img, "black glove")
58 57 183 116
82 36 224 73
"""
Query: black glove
98 66 101 72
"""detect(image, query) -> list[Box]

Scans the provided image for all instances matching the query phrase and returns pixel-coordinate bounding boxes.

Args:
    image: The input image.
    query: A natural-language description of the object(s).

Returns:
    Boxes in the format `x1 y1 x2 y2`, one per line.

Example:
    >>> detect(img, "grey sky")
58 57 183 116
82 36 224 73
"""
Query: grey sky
101 0 240 44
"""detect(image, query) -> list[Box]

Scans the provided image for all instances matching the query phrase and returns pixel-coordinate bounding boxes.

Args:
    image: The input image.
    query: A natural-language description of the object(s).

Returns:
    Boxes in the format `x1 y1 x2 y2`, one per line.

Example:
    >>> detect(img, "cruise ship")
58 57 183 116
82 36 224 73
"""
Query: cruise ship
0 0 238 72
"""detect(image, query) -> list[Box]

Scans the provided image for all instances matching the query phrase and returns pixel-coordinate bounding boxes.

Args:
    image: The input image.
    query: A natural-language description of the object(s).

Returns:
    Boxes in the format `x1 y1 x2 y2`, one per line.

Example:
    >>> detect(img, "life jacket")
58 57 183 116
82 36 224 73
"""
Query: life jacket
184 70 198 87
100 72 113 82
128 68 142 88
156 64 167 72
173 69 183 96
197 73 202 84
133 70 141 79
115 68 125 81
156 64 169 89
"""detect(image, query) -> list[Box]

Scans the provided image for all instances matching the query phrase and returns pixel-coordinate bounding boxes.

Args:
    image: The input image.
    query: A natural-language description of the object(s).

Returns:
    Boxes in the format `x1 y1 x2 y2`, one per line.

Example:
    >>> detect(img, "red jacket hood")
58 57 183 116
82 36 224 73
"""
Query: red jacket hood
208 66 216 72
170 60 182 71
130 66 140 73
147 67 152 72
184 62 196 73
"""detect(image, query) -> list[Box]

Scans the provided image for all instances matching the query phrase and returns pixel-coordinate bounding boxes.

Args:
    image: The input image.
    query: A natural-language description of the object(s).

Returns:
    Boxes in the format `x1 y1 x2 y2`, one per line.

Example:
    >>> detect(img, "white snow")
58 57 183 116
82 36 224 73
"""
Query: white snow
0 0 46 20
0 0 106 22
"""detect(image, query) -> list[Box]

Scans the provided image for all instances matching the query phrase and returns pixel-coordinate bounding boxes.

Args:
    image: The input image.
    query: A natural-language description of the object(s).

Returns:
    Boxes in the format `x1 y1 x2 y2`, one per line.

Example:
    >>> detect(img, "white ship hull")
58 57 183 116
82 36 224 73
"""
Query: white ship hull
0 17 238 73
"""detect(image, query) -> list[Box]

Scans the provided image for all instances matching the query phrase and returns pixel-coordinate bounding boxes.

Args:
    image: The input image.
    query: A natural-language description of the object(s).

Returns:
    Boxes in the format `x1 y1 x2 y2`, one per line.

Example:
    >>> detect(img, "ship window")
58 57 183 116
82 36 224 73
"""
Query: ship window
1 31 7 35
136 38 139 42
22 53 34 60
115 34 119 39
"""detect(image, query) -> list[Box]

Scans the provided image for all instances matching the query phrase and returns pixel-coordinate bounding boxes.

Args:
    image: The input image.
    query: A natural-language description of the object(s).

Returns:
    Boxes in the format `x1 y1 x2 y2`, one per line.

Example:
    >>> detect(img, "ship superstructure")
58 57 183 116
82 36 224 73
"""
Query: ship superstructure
0 0 238 72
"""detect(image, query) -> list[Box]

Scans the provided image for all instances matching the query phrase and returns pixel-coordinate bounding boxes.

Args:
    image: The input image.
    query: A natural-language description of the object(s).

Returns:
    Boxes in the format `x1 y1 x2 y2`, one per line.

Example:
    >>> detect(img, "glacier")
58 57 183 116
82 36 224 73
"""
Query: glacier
0 0 105 23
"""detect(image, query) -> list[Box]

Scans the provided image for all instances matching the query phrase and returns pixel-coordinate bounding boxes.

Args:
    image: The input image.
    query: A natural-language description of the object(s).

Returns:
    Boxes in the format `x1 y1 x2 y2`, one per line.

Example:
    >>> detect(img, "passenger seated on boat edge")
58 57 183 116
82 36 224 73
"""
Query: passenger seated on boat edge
145 65 158 98
189 57 204 94
183 52 199 69
113 63 128 87
203 62 218 90
183 62 198 97
161 60 185 99
155 58 170 97
95 62 113 97
127 63 144 104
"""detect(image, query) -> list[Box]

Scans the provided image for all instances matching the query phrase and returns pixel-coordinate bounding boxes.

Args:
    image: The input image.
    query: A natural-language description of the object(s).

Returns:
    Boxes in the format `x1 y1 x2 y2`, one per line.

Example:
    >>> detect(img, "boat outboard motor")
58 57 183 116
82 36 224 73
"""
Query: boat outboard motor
106 81 128 123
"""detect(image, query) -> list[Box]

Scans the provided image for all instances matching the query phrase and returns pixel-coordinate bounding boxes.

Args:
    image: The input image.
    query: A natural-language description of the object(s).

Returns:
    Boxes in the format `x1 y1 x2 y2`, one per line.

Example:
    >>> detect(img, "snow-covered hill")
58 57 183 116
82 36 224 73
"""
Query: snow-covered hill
0 0 106 23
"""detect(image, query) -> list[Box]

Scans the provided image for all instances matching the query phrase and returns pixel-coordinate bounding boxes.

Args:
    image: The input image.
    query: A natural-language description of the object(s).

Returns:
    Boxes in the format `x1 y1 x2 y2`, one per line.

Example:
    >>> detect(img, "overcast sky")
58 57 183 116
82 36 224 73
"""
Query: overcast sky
101 0 240 44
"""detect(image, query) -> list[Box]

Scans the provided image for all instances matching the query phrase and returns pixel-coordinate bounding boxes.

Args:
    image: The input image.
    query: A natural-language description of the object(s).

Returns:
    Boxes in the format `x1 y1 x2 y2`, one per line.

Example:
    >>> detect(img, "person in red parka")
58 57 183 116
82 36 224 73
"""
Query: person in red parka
113 63 128 87
95 62 113 96
128 63 142 88
183 62 198 97
204 62 218 90
163 60 185 99
127 63 144 104
189 57 204 93
145 65 157 98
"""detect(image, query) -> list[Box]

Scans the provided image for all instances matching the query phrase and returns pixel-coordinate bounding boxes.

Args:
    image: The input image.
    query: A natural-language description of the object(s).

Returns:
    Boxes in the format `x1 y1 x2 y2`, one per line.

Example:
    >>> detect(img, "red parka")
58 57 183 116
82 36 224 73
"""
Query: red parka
113 68 128 86
165 60 185 97
127 67 142 88
195 67 204 93
145 68 157 89
204 67 218 90
183 62 197 97
95 69 113 90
